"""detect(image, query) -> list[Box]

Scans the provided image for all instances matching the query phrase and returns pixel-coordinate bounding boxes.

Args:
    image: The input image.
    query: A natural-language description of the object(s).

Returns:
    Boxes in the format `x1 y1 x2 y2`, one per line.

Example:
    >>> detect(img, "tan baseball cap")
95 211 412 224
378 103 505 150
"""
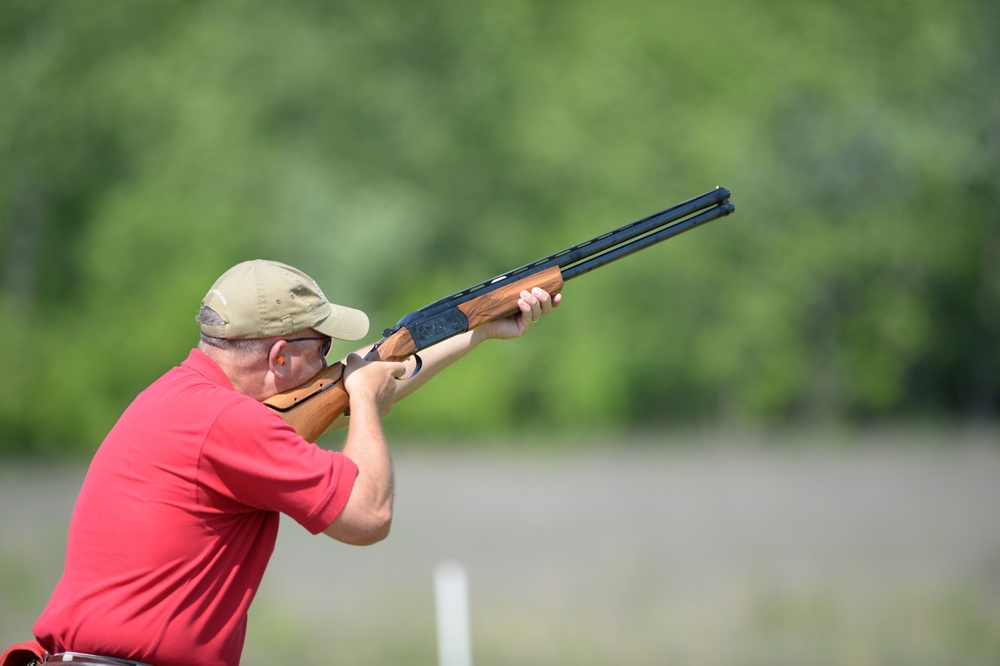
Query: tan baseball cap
198 260 369 341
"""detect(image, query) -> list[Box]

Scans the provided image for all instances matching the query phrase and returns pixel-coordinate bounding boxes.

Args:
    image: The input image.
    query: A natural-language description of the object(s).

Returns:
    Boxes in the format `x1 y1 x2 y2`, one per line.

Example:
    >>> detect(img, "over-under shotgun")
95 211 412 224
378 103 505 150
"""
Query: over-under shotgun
265 186 735 441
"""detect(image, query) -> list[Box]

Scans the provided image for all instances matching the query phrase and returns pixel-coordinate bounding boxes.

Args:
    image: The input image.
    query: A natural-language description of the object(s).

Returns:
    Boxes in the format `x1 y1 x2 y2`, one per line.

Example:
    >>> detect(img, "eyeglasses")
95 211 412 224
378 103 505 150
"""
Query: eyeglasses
284 335 333 357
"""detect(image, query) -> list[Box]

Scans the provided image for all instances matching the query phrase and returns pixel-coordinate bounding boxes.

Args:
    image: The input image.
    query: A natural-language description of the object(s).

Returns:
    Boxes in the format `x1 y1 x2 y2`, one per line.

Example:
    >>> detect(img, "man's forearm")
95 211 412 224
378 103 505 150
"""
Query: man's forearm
389 285 555 402
391 328 487 402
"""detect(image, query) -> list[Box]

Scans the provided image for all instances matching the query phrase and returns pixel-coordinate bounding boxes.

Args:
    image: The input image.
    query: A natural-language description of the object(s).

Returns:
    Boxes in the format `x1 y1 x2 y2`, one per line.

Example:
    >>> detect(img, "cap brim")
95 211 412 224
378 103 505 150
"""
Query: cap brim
314 304 370 341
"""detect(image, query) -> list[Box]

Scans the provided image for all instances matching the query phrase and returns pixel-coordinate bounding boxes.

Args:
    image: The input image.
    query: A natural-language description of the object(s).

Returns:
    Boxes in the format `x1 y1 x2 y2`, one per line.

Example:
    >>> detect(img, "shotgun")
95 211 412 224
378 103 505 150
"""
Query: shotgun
264 186 735 441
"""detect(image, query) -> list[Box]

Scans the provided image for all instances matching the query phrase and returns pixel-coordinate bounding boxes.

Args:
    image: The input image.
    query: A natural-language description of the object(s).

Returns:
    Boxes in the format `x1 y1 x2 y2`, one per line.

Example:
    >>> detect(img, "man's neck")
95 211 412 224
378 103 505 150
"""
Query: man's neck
197 342 272 401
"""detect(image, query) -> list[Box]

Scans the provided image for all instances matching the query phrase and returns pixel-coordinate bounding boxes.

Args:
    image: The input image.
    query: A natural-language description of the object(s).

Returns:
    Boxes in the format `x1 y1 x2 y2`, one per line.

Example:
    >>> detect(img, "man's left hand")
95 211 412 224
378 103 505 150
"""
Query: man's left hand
483 287 561 340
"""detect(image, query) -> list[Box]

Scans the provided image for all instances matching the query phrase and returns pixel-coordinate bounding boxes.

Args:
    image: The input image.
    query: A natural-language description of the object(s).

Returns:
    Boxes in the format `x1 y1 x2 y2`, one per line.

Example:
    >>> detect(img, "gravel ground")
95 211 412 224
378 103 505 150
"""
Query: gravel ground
3 428 999 664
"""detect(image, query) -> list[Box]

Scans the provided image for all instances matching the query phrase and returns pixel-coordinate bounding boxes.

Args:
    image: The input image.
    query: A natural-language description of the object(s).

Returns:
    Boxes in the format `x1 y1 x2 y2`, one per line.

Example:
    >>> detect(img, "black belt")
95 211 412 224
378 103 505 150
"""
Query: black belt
46 653 153 666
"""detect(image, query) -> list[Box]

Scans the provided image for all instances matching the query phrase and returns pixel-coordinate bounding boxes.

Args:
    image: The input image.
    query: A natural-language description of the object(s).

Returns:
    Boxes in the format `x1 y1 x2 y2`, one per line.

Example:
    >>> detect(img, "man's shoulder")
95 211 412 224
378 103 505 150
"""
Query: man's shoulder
122 351 247 430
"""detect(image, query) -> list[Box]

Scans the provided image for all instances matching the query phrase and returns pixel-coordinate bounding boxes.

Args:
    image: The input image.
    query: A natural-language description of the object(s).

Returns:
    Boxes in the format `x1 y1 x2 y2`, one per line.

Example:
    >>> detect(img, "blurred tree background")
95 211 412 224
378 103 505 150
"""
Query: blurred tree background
1 0 997 455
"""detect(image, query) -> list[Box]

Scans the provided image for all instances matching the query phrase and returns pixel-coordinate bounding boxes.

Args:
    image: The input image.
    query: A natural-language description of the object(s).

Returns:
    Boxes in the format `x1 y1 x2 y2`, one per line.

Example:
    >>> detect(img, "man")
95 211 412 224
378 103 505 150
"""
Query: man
23 259 559 666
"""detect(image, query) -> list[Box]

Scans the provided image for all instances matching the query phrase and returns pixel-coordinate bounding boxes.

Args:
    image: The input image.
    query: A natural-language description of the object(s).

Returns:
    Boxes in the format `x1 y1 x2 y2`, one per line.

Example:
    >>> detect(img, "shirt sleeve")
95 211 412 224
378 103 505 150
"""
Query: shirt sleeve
199 396 358 534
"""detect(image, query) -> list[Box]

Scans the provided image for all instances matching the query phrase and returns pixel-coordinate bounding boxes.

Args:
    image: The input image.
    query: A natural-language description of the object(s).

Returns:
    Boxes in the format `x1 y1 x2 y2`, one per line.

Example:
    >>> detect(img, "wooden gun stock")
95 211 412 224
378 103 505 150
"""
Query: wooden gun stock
263 363 350 443
265 186 735 441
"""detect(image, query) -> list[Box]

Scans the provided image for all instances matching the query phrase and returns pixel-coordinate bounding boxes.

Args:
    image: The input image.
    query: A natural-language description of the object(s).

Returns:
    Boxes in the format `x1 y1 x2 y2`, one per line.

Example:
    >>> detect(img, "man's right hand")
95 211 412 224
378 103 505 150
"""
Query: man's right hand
342 353 407 419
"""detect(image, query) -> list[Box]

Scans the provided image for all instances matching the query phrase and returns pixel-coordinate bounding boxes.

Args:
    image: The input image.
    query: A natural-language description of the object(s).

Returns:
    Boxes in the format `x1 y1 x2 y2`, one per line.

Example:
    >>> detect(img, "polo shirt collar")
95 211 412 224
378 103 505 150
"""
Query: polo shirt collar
182 348 236 390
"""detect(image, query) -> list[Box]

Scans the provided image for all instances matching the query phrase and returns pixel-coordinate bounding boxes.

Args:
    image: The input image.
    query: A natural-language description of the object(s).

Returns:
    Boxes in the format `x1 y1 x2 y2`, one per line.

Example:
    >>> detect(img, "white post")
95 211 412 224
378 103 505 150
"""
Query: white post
435 560 472 666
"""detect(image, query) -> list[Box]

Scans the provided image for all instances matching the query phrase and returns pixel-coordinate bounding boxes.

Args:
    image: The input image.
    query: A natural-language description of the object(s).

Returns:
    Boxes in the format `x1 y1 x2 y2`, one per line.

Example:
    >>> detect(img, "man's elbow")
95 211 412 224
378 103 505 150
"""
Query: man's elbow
351 507 393 545
324 506 393 545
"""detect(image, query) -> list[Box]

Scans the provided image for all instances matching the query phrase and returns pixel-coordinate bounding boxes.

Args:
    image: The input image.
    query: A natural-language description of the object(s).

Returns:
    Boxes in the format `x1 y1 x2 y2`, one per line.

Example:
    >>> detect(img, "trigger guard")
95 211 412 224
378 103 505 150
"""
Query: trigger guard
405 354 423 379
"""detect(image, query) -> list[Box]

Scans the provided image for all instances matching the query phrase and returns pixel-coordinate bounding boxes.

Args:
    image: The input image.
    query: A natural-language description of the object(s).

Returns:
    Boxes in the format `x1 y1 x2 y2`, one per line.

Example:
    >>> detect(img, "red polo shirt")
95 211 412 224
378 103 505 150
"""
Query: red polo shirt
35 349 357 666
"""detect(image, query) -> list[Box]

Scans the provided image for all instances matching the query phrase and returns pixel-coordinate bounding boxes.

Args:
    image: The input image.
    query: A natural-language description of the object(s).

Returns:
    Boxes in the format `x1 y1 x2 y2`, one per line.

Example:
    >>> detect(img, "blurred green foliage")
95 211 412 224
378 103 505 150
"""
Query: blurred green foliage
1 0 997 453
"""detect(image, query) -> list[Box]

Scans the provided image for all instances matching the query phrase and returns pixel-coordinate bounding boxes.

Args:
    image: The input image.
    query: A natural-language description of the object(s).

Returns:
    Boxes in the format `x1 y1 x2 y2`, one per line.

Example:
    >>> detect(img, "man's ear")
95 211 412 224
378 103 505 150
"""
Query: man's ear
268 340 289 376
